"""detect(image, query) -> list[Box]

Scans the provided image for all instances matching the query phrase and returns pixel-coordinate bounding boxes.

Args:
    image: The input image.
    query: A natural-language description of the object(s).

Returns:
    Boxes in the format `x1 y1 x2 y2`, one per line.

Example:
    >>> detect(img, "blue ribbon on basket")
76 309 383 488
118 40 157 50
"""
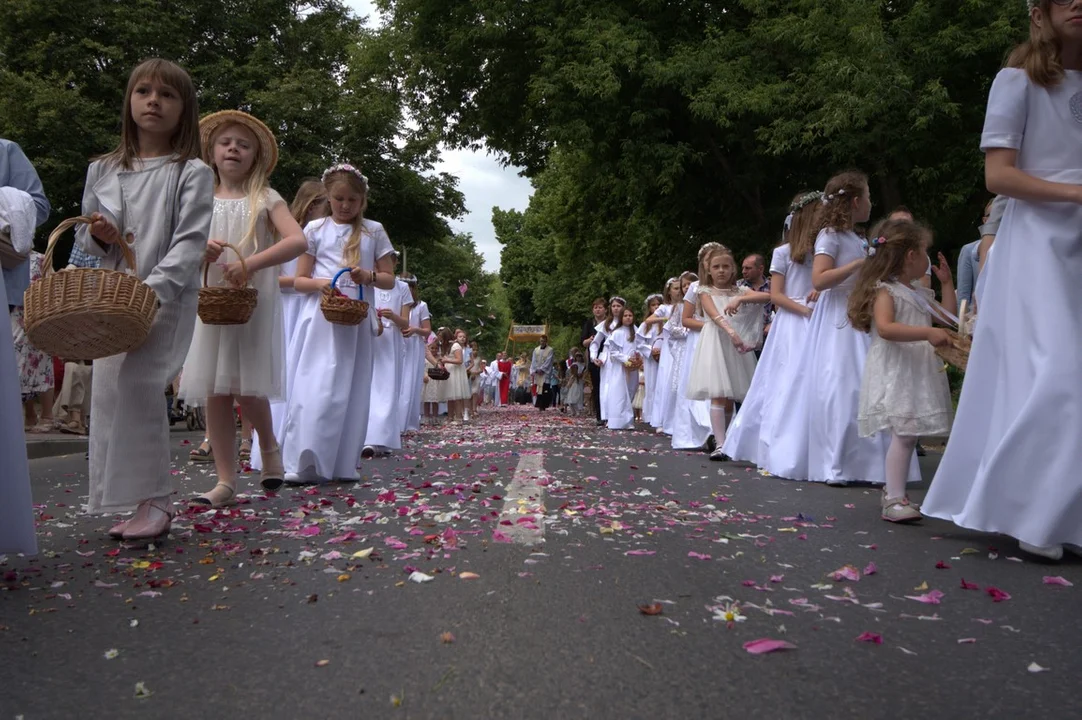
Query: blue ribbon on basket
331 268 363 302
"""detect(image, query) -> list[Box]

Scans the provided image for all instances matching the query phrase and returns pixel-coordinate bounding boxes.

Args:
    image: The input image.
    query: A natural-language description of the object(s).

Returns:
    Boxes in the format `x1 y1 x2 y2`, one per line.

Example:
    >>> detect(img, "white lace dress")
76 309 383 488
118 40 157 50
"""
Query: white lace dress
857 282 953 437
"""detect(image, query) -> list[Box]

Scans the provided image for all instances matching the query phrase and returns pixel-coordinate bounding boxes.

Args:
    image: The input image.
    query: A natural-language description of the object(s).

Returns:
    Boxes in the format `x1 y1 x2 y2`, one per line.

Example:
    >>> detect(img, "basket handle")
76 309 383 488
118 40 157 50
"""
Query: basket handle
202 242 250 288
331 268 363 300
42 216 138 275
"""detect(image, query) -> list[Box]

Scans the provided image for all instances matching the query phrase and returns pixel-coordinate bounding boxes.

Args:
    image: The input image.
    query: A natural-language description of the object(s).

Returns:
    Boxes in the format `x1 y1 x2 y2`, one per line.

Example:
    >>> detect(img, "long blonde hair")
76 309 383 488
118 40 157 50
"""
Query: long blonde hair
323 170 369 267
699 245 737 290
100 59 201 170
847 219 931 333
1008 1 1068 87
290 179 328 227
204 121 274 255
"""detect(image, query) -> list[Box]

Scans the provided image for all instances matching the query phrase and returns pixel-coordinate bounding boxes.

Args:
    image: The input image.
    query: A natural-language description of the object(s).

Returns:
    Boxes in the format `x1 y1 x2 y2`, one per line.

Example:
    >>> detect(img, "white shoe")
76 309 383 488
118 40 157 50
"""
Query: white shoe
1019 541 1063 561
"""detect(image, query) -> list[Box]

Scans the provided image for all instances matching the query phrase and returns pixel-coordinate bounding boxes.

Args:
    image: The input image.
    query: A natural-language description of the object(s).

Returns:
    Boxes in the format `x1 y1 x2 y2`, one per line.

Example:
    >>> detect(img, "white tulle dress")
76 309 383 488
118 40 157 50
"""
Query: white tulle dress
686 286 759 402
857 282 953 438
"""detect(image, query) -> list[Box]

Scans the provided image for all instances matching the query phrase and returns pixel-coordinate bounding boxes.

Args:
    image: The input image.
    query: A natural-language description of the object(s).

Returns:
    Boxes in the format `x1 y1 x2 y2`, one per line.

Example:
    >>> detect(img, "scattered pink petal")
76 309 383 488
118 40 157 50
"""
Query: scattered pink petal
326 531 360 544
743 639 797 655
297 525 321 537
960 578 980 590
829 565 860 582
855 632 883 645
1043 576 1074 587
492 530 513 543
769 575 784 584
687 552 712 561
863 562 877 576
625 550 656 556
957 638 977 644
904 590 944 605
935 561 951 569
986 586 1011 602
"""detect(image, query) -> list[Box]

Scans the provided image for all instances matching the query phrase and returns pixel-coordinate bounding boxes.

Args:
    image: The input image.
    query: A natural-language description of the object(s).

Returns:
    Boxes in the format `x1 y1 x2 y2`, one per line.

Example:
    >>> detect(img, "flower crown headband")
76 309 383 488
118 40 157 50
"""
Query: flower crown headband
610 296 627 306
644 293 663 306
862 235 888 256
790 191 823 213
322 163 369 188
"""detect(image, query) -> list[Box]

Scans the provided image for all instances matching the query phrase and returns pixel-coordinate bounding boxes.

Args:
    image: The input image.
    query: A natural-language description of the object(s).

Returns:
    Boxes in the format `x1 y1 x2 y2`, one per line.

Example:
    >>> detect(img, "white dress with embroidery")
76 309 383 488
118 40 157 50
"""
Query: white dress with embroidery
670 282 712 449
857 281 953 437
923 68 1082 547
276 217 391 482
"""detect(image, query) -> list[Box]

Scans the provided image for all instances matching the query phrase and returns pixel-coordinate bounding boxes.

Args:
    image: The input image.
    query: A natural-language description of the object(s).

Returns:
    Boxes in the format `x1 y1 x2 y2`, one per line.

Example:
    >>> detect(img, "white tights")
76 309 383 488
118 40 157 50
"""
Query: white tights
886 433 918 498
710 401 728 447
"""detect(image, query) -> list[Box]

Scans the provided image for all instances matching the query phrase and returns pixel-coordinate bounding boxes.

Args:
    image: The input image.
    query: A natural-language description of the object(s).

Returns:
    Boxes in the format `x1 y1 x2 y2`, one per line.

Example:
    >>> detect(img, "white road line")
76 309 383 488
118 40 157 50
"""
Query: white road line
496 452 546 546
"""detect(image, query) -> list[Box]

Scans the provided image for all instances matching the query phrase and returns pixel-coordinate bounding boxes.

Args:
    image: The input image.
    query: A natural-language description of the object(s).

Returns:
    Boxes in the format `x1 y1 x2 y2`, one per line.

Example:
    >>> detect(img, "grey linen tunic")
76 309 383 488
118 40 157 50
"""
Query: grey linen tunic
76 155 214 513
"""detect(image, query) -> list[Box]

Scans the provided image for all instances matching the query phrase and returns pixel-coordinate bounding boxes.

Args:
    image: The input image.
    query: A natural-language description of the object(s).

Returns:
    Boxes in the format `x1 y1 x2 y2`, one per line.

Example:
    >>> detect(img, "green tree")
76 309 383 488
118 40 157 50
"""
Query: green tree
382 0 1027 317
0 0 463 260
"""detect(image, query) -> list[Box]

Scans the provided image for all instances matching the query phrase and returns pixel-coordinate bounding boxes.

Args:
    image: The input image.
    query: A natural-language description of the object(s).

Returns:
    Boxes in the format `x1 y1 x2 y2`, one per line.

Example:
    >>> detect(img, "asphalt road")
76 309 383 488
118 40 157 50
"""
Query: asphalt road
2 408 1079 720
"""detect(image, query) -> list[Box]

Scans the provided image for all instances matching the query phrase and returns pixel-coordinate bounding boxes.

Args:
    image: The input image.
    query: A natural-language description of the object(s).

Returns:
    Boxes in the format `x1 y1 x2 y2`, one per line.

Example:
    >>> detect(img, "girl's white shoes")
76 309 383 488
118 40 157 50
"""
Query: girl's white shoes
881 493 922 523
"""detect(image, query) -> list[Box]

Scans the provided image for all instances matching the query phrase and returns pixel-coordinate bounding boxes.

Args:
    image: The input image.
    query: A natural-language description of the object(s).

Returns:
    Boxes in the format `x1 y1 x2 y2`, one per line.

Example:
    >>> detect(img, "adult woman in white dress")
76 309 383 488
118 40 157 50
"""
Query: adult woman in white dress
923 10 1082 559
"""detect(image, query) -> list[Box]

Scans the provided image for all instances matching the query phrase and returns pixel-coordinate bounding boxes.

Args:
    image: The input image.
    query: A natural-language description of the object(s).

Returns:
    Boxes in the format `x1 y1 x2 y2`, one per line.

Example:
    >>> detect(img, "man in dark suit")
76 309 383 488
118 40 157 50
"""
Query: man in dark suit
580 297 607 424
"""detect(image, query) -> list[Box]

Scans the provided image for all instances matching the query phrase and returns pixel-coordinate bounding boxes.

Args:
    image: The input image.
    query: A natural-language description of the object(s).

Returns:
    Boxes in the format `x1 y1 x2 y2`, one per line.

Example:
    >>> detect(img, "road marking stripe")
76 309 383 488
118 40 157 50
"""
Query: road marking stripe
495 452 546 546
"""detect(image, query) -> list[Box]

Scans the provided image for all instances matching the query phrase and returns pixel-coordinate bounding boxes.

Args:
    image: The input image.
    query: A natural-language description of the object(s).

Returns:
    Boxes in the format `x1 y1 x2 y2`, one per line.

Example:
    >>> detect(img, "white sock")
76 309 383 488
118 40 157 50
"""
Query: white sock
710 404 727 447
885 433 917 498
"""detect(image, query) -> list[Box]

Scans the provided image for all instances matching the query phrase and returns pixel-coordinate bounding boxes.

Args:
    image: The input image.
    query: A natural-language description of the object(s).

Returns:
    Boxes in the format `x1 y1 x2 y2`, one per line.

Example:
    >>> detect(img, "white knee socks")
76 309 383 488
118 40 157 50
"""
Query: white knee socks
885 433 918 498
710 404 728 447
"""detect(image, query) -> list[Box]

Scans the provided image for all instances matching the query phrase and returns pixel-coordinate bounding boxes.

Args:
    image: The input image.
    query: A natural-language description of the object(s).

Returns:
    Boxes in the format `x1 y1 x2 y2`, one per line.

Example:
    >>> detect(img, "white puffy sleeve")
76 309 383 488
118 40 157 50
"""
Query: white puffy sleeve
769 245 790 276
589 321 607 361
814 229 840 259
981 68 1028 152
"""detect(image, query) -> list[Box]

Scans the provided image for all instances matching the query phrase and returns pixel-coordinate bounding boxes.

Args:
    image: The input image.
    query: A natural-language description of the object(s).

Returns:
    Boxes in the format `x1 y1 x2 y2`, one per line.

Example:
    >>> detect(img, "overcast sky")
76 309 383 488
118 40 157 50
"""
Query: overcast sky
342 0 534 272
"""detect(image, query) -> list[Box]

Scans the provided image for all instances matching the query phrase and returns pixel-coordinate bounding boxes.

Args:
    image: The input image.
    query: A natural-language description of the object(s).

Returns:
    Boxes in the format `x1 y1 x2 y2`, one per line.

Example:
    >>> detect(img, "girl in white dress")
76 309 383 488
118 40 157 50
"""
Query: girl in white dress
423 332 446 422
563 349 586 415
76 59 214 542
278 163 395 484
181 111 307 507
686 246 769 460
724 192 820 467
593 307 640 430
646 278 680 432
924 1 1082 560
849 220 956 522
636 293 663 425
442 328 470 422
671 246 718 451
363 271 412 457
589 297 628 427
787 172 921 486
398 275 431 432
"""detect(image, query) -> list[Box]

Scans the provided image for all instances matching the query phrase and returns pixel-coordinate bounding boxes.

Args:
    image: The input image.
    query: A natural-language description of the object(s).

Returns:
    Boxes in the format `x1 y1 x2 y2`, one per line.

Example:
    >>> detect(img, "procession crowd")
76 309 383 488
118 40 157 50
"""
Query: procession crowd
2 0 1081 565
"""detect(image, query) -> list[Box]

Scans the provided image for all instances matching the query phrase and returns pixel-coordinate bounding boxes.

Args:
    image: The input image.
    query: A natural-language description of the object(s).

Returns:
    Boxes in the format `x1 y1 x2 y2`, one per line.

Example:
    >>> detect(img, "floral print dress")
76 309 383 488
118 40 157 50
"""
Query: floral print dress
11 251 54 400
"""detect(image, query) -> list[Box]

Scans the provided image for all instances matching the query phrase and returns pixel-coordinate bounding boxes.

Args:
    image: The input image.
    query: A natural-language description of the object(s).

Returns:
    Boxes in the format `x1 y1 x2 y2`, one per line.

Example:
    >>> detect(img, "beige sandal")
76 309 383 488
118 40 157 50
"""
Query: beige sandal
189 482 237 509
260 445 284 491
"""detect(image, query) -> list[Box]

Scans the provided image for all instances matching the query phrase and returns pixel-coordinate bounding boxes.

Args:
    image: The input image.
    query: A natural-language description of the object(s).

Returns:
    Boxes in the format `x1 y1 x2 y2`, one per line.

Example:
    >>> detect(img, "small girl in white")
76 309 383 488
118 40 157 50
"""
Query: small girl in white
589 297 628 428
635 293 663 425
398 274 431 432
180 111 307 507
646 278 680 433
686 245 770 460
848 219 955 522
363 263 412 458
279 163 395 484
592 306 640 430
442 328 470 422
563 349 586 415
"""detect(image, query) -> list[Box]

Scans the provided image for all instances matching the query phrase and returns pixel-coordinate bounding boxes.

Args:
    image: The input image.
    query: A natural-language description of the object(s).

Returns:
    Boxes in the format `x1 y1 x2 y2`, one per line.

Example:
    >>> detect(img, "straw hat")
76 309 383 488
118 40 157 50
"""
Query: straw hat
199 110 279 174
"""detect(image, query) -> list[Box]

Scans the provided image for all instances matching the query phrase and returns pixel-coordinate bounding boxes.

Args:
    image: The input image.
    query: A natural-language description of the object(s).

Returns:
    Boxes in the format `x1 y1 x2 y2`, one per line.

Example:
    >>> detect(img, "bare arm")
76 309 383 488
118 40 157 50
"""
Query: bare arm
292 254 330 294
244 202 306 273
986 147 1082 204
873 290 949 346
812 254 864 292
769 273 812 318
681 295 704 331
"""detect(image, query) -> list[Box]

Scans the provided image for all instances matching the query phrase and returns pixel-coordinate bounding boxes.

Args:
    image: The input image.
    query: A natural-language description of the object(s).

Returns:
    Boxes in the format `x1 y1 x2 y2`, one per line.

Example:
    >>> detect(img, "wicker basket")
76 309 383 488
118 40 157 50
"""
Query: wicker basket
197 242 258 325
23 216 158 361
320 267 369 326
934 330 971 372
427 366 450 381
